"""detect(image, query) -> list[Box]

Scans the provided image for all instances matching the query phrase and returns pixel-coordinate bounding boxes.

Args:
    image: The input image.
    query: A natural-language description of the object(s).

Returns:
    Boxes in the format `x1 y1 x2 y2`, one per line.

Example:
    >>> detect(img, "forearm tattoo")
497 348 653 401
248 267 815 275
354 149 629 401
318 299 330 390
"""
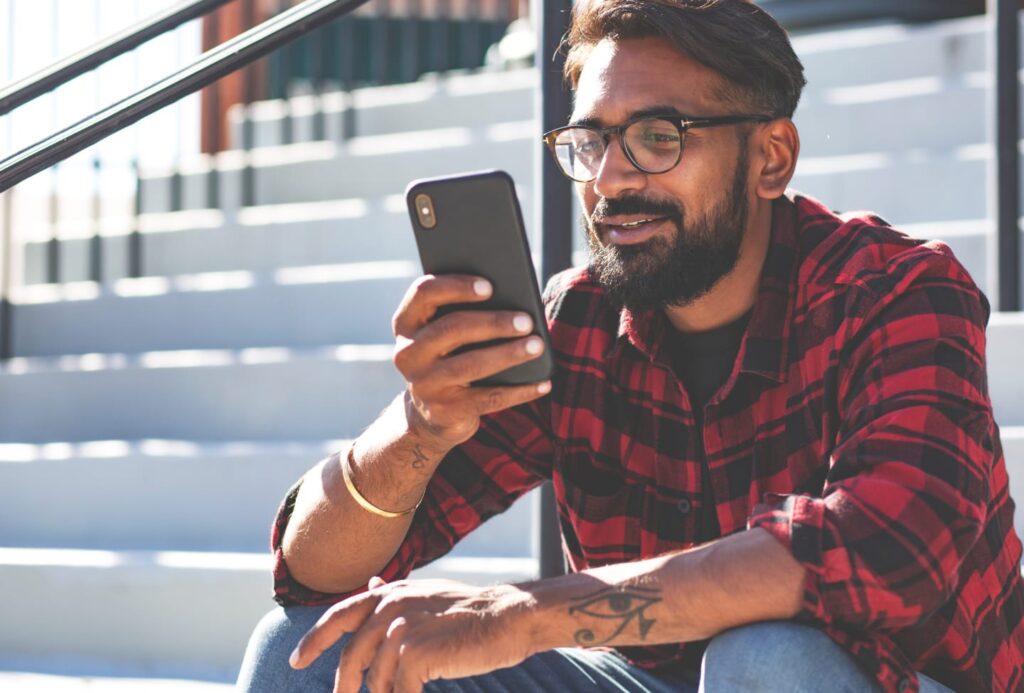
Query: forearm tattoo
567 585 662 646
411 444 428 470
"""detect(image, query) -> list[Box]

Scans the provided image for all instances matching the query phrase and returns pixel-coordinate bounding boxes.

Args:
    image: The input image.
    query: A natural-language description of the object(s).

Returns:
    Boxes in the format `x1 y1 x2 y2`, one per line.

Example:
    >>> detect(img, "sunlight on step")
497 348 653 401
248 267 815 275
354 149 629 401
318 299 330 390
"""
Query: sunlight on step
348 127 472 156
140 350 235 369
487 120 535 142
826 76 943 105
0 547 121 568
155 551 270 571
174 271 255 293
900 219 993 238
333 345 394 362
237 198 369 225
137 209 223 235
11 282 101 305
238 347 291 365
274 260 416 285
114 277 171 298
797 152 892 176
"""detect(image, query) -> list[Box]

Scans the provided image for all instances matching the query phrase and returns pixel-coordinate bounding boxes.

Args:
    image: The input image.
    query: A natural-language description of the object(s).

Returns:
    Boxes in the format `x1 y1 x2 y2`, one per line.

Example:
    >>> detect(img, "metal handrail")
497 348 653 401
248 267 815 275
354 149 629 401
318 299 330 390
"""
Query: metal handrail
0 0 235 117
0 0 372 193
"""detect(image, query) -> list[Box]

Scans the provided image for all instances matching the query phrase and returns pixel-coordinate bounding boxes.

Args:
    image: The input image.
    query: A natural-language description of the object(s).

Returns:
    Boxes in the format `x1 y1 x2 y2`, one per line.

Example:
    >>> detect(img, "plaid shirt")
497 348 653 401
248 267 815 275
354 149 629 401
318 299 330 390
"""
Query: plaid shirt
272 192 1024 693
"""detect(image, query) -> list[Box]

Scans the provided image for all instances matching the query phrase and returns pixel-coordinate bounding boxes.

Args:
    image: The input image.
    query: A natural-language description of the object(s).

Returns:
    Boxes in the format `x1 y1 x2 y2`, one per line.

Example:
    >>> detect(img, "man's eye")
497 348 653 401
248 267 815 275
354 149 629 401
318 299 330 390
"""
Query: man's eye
639 131 679 146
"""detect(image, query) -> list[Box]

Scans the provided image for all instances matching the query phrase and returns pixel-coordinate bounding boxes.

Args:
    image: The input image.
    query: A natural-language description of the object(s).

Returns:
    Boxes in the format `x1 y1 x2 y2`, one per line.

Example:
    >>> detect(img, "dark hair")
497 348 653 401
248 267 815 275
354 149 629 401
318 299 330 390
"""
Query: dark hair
563 0 806 118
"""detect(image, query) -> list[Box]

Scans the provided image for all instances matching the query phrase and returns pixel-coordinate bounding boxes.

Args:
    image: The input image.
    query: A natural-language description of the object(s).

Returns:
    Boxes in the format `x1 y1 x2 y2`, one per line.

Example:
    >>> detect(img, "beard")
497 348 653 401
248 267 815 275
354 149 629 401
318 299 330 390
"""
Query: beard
585 147 750 312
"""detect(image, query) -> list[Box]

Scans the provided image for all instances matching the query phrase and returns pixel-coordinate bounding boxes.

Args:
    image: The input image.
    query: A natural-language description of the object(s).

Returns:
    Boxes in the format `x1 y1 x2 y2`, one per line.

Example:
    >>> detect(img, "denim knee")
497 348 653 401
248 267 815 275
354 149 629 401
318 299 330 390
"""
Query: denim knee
700 621 880 693
237 604 347 693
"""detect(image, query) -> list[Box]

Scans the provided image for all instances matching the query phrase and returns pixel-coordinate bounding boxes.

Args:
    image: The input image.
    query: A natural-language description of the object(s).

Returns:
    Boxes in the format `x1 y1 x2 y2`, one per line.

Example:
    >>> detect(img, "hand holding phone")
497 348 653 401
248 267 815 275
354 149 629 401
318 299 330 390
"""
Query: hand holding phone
388 171 554 449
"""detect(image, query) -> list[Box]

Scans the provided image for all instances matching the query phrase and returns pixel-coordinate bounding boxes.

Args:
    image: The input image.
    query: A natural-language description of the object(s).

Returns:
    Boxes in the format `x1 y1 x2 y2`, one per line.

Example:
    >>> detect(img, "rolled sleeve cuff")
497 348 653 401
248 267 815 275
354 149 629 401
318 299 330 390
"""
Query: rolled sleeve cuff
748 492 829 624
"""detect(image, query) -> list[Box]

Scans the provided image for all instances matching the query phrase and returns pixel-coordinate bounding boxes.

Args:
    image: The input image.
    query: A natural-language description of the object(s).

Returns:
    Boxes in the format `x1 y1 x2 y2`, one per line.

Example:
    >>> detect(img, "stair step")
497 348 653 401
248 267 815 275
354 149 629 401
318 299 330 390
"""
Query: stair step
228 70 535 149
21 193 534 284
791 15 985 88
0 438 536 555
0 346 405 443
10 266 414 356
138 123 535 213
0 548 537 679
990 313 1024 429
0 672 233 692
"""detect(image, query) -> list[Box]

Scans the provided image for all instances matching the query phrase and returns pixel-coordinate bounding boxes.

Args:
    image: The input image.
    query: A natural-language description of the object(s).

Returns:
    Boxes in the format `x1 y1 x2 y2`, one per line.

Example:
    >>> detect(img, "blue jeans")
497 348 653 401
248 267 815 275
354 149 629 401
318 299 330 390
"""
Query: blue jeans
237 604 954 692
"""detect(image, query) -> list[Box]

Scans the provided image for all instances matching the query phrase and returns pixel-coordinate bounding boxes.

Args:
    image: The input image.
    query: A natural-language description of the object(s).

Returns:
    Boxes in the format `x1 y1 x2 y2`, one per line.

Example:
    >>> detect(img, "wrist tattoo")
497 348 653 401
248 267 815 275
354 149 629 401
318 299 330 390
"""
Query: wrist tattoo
567 585 662 646
411 444 428 470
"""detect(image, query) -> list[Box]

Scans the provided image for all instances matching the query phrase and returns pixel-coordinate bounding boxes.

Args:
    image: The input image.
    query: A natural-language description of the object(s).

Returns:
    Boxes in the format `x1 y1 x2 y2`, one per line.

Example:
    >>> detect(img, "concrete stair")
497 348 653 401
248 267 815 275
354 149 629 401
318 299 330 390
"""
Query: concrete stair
3 12 1024 688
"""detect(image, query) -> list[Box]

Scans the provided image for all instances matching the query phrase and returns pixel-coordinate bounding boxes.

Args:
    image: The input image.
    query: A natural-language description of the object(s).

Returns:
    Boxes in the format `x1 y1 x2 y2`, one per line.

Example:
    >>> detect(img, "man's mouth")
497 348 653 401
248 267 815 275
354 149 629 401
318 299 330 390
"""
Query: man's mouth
597 216 668 245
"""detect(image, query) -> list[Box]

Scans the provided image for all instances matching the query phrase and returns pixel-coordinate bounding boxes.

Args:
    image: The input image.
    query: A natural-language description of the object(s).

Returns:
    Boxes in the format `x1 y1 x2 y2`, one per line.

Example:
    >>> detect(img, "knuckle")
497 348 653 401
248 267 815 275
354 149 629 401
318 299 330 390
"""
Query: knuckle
479 389 505 413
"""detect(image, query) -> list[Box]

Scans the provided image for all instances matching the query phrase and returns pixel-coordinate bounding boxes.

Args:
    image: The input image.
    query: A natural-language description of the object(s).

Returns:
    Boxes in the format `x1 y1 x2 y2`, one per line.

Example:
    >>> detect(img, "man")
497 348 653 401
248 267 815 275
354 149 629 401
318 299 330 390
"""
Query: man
238 1 1024 691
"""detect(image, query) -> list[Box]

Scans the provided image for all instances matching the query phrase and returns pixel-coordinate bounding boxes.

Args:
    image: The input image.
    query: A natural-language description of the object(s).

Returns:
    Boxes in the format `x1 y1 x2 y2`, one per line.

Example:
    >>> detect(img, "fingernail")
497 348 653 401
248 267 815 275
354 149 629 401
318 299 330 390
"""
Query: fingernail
289 647 300 668
537 380 552 394
525 337 543 355
513 314 532 333
474 279 492 296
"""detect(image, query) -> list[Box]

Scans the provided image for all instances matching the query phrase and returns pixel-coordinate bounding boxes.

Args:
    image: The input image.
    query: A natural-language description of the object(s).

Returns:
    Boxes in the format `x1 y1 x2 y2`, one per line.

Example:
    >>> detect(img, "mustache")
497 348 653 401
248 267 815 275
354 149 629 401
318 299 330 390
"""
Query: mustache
590 195 683 224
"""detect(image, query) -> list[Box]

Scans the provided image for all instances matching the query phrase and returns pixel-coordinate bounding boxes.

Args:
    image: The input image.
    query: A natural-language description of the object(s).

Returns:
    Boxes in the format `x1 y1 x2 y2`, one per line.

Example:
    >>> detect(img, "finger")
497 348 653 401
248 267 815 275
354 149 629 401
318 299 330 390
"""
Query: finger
393 275 492 338
363 615 413 693
333 606 396 693
290 593 381 669
368 576 387 590
394 311 535 379
393 643 426 693
470 379 553 416
427 335 546 387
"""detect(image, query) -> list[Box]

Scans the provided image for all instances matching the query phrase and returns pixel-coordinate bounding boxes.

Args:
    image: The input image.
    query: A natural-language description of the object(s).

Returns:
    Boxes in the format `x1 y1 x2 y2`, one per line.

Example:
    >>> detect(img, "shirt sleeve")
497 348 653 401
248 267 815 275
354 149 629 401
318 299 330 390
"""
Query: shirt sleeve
271 396 555 606
749 244 995 634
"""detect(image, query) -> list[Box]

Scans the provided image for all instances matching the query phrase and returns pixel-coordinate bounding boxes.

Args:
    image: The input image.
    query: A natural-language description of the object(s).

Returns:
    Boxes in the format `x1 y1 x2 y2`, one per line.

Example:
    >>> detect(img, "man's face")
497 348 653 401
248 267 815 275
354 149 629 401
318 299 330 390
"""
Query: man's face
573 37 754 311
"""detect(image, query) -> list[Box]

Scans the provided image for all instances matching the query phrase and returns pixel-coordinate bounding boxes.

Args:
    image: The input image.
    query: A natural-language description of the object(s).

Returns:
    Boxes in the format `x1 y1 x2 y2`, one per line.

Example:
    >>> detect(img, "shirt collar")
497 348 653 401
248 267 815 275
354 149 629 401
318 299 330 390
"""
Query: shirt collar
612 194 800 383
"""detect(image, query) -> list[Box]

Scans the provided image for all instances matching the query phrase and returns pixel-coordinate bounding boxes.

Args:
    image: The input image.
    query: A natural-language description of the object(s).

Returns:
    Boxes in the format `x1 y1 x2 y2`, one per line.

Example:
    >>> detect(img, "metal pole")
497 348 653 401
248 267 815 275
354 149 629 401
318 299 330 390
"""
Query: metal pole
0 0 375 193
994 0 1021 311
535 0 574 579
0 0 235 117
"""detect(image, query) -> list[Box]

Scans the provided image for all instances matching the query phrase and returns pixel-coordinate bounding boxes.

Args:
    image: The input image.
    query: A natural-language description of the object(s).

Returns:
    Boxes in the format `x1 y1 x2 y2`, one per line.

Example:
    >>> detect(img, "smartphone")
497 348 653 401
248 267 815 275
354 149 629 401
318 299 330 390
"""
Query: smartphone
405 169 554 387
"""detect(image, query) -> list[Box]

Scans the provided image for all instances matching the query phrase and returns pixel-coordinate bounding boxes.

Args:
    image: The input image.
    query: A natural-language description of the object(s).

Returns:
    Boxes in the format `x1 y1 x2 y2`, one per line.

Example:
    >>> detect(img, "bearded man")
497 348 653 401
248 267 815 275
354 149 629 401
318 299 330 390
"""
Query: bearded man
237 1 1024 691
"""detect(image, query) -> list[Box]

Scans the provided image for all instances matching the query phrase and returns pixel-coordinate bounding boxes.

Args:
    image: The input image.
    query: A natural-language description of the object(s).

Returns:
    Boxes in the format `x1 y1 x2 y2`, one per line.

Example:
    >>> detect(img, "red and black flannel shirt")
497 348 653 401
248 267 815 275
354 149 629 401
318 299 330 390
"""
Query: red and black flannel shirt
272 192 1024 692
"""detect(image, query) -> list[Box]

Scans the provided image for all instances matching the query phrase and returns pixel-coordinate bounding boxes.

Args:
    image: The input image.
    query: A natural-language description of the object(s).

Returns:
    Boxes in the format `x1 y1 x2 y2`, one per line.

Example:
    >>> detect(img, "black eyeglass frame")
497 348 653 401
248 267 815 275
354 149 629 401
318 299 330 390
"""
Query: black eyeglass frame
542 113 775 183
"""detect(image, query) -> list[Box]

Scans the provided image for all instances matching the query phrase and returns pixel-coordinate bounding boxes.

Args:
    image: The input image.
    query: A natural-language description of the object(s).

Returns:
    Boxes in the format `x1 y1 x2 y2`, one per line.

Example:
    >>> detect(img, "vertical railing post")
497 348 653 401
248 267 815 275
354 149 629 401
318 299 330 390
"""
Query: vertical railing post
994 0 1021 311
535 0 573 580
89 157 102 282
129 159 143 278
241 0 257 207
0 188 12 360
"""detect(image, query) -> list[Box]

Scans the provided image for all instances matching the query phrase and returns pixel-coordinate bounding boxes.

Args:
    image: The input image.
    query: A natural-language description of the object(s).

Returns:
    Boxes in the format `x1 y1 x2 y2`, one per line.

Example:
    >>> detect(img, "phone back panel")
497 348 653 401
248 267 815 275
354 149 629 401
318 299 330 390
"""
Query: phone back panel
406 170 554 386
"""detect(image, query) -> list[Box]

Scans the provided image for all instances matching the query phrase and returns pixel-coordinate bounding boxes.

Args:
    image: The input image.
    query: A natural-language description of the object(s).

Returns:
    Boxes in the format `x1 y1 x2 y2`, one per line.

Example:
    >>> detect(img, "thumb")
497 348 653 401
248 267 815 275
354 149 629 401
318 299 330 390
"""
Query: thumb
368 575 387 590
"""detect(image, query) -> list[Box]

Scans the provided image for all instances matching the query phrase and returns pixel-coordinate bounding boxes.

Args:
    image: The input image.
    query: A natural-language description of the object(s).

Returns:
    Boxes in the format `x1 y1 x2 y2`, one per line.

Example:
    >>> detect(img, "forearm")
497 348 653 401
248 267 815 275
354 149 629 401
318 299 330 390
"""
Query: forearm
282 393 452 594
523 528 806 653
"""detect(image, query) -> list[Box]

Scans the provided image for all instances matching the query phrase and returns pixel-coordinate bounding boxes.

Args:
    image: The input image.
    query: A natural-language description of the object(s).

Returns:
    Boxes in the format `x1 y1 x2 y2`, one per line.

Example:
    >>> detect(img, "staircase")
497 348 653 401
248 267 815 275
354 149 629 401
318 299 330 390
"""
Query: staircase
1 13 1023 688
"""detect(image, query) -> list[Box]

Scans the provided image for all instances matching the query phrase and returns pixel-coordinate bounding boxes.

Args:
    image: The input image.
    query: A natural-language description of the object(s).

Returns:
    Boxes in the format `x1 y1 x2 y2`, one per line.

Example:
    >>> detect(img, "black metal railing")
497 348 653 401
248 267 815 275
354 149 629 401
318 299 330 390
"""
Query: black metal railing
0 0 235 118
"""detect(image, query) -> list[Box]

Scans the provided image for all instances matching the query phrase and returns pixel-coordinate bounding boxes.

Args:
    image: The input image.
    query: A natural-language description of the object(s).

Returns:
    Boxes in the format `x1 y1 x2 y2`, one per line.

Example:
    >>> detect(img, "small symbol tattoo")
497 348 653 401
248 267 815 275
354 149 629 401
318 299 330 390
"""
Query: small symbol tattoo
568 585 662 646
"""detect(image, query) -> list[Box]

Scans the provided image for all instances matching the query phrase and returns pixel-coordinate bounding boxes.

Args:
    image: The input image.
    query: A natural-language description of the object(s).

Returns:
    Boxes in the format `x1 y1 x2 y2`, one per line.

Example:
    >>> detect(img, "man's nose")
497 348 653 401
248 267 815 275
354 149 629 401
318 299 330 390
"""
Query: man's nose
592 136 646 199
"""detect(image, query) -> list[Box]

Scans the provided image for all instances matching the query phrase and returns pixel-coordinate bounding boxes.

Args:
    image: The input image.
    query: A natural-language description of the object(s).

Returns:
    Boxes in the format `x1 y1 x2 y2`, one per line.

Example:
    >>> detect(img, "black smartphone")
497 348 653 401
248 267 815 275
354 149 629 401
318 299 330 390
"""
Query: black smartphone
405 169 554 387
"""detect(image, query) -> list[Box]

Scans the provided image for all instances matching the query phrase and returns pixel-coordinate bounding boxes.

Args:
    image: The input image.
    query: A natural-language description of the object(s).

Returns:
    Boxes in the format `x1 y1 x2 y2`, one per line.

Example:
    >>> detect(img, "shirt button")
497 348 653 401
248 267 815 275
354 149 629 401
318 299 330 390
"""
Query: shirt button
897 677 912 692
676 498 692 514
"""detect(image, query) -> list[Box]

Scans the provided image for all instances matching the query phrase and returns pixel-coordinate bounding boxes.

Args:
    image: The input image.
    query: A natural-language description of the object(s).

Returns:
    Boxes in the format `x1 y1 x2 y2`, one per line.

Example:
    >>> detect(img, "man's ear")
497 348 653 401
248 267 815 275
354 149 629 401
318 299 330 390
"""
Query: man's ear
753 118 799 200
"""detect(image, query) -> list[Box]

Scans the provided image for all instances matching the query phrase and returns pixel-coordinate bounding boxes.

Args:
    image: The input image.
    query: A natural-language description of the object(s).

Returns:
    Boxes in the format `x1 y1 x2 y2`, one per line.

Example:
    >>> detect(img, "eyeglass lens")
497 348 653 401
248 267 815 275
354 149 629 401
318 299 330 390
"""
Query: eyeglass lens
552 118 683 181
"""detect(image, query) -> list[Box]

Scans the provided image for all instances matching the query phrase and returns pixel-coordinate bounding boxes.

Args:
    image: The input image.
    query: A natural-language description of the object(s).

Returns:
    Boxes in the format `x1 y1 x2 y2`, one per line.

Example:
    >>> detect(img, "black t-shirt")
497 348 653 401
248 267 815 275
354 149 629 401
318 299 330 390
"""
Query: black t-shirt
669 309 752 539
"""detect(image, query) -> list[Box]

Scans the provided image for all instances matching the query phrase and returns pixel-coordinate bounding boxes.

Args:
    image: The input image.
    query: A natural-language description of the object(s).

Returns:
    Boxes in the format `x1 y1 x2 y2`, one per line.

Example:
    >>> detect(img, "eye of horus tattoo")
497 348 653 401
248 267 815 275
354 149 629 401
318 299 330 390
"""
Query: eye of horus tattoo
567 584 663 646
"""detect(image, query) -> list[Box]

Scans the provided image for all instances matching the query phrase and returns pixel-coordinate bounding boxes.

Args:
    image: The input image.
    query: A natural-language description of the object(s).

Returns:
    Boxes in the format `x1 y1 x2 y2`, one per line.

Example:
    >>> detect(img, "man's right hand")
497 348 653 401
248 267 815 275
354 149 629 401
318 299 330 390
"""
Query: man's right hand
392 274 551 452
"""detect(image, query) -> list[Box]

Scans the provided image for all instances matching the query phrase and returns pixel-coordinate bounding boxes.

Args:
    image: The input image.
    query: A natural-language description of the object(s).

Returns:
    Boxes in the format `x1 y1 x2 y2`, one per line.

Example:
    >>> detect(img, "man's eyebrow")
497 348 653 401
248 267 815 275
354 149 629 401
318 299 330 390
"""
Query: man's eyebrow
568 105 688 128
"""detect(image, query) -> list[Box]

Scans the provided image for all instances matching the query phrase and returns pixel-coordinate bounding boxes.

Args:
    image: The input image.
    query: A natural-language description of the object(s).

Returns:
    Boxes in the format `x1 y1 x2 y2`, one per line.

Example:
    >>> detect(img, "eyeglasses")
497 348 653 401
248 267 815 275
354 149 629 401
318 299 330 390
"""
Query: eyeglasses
542 113 774 183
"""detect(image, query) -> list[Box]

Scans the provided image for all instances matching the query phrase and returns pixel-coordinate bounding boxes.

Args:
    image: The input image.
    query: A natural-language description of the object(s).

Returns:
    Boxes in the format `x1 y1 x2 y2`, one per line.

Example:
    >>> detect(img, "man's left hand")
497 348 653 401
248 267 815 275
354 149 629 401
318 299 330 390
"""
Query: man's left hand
289 577 540 693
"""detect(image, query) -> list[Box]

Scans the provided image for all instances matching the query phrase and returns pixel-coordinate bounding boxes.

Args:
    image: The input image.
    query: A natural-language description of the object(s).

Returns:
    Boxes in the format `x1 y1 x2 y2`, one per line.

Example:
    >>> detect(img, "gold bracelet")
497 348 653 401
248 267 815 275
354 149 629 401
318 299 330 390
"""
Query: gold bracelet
341 444 423 519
